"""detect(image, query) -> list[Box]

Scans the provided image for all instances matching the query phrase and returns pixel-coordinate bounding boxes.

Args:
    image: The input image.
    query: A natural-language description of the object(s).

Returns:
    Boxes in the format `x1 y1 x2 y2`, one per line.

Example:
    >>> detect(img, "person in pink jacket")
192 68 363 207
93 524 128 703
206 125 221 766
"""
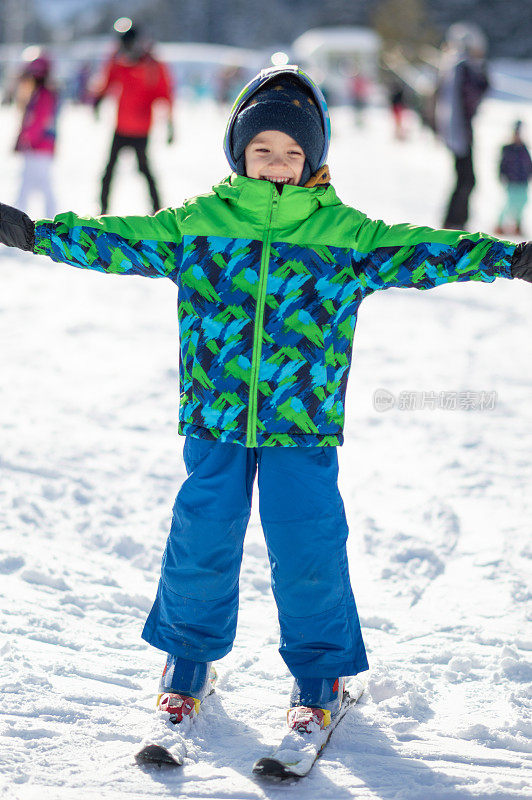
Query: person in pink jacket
14 55 59 219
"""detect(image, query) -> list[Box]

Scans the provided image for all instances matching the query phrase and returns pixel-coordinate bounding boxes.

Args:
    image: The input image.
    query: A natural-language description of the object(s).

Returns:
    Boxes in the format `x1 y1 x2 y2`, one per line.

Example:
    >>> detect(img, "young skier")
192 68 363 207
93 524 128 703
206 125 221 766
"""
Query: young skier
13 54 59 219
1 65 532 769
495 120 532 237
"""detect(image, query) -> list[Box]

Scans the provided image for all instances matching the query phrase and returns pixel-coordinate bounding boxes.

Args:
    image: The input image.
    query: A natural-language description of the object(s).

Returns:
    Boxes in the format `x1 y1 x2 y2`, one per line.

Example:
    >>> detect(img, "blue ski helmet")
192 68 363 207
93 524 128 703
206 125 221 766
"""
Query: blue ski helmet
223 65 331 183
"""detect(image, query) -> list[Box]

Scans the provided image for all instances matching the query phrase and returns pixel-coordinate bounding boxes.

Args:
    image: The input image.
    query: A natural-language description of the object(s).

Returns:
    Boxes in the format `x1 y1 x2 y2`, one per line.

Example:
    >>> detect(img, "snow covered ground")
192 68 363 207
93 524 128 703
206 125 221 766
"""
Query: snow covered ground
0 94 531 799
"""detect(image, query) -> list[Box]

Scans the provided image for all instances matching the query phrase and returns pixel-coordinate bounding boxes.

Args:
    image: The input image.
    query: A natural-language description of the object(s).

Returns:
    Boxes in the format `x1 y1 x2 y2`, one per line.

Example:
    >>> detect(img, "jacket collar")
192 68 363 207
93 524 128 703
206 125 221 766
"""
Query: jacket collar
212 173 341 226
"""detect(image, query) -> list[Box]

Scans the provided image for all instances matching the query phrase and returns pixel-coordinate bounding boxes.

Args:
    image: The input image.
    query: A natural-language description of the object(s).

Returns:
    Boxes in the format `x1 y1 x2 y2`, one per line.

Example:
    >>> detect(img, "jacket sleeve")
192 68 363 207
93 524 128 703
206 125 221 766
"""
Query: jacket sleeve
92 57 118 99
525 146 532 179
32 209 184 280
355 216 516 293
155 61 173 105
499 145 509 180
460 61 489 120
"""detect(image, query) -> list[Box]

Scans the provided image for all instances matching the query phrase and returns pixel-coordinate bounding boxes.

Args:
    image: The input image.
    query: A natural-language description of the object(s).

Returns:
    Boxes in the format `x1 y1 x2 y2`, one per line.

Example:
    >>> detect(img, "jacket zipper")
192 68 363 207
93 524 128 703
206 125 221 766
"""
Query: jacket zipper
246 186 278 447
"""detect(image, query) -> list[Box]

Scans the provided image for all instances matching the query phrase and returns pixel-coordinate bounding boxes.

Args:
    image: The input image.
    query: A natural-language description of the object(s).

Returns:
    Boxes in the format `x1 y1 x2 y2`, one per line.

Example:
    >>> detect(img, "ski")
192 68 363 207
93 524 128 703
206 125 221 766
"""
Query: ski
135 741 185 767
252 678 365 781
134 707 191 769
135 670 217 768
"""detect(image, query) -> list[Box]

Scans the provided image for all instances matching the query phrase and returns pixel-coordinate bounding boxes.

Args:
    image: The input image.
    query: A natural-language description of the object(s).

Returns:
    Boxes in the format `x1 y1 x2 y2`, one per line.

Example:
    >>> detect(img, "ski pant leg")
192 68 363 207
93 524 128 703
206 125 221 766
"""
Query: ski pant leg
15 154 33 214
36 153 56 219
100 132 124 214
508 182 528 226
443 149 475 229
15 153 46 214
132 136 161 212
15 153 55 217
499 183 528 228
142 436 256 661
499 185 513 227
257 446 368 679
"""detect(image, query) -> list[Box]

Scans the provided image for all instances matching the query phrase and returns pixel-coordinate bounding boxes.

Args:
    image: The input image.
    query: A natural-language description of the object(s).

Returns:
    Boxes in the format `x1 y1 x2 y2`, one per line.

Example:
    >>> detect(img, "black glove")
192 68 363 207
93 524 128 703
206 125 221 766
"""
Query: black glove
0 203 35 251
511 242 532 283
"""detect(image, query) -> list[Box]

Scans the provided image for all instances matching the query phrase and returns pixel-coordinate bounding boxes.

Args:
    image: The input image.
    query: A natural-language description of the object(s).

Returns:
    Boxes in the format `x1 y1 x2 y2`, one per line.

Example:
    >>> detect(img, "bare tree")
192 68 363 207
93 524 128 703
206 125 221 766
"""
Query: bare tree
373 0 437 59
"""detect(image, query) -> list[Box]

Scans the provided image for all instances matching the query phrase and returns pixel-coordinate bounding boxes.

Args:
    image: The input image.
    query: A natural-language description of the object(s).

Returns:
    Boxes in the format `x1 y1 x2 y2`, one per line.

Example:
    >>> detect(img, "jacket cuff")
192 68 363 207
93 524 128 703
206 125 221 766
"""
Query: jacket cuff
0 203 35 251
511 242 532 282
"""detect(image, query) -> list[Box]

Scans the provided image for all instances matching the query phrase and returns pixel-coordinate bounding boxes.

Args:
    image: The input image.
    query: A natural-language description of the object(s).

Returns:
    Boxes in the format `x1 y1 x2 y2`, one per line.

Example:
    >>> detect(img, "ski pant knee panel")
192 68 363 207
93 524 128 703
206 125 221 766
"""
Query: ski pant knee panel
163 436 255 601
142 579 240 661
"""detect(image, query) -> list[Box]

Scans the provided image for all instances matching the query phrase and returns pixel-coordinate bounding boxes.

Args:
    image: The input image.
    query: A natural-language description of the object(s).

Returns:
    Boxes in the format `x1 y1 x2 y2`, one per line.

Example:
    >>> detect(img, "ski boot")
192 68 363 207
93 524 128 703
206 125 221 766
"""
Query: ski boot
287 676 345 733
157 654 217 725
252 677 355 779
136 656 217 766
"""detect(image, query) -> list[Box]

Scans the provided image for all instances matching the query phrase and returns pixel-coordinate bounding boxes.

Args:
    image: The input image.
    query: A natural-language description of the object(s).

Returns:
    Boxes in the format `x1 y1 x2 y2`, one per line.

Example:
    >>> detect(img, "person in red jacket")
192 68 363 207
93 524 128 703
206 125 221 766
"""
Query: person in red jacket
94 23 174 215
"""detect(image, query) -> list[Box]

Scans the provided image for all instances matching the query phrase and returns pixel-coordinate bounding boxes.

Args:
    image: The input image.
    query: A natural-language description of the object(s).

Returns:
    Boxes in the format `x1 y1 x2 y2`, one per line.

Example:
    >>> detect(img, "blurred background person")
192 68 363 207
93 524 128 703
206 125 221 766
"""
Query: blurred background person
435 22 489 230
92 20 174 215
349 65 370 127
73 62 94 105
216 65 246 108
13 54 59 219
389 81 407 139
495 120 532 237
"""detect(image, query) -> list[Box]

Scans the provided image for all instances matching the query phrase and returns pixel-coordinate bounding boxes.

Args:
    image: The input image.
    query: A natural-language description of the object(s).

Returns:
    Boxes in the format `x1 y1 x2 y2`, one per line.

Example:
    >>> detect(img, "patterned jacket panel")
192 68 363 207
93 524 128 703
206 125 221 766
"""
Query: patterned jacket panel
178 234 260 440
256 242 365 443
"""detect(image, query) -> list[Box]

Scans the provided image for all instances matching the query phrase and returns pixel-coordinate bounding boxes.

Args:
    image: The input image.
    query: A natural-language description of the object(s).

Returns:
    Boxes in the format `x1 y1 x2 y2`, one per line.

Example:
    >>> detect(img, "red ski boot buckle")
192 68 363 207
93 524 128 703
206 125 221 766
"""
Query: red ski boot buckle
157 692 199 723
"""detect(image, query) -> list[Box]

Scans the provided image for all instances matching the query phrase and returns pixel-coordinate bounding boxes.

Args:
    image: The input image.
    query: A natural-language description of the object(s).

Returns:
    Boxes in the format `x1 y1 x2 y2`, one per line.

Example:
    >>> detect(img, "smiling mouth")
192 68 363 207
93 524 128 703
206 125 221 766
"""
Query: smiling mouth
260 176 293 184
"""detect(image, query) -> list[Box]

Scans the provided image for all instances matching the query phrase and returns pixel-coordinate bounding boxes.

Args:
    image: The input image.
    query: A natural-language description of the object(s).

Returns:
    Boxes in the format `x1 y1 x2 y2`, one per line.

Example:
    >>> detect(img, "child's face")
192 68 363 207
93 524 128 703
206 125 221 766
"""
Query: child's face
244 130 305 186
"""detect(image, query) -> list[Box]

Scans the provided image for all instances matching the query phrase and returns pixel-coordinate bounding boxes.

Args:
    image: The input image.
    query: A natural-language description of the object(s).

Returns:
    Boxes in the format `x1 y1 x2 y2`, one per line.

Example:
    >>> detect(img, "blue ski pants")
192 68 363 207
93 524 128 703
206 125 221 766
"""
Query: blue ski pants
142 436 368 679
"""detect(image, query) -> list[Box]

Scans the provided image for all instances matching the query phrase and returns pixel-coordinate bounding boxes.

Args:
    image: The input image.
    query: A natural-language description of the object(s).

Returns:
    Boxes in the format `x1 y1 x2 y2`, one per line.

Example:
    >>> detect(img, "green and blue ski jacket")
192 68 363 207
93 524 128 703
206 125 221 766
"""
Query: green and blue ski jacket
33 174 515 448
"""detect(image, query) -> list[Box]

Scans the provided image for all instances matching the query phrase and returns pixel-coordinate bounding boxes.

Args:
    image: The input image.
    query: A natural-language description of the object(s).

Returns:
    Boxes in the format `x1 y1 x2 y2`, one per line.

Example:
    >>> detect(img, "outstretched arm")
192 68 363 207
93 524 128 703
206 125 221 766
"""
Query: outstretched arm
0 203 183 281
90 56 117 106
511 242 532 282
155 61 175 144
355 216 530 291
0 203 34 250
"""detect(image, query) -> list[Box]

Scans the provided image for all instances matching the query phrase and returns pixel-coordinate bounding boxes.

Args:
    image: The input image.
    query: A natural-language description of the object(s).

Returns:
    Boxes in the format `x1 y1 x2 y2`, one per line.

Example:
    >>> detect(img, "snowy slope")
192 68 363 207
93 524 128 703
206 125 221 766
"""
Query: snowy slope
0 95 531 799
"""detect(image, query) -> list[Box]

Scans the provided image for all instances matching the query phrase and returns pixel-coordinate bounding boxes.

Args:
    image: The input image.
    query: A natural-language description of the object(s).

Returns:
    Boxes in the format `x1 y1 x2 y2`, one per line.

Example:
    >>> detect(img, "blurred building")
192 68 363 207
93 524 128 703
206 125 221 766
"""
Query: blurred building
0 39 265 102
292 26 380 104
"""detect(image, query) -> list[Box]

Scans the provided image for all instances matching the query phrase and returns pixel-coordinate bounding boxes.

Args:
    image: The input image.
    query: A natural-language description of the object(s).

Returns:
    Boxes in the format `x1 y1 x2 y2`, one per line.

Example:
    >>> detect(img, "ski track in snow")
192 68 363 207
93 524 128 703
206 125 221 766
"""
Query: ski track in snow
0 97 531 799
